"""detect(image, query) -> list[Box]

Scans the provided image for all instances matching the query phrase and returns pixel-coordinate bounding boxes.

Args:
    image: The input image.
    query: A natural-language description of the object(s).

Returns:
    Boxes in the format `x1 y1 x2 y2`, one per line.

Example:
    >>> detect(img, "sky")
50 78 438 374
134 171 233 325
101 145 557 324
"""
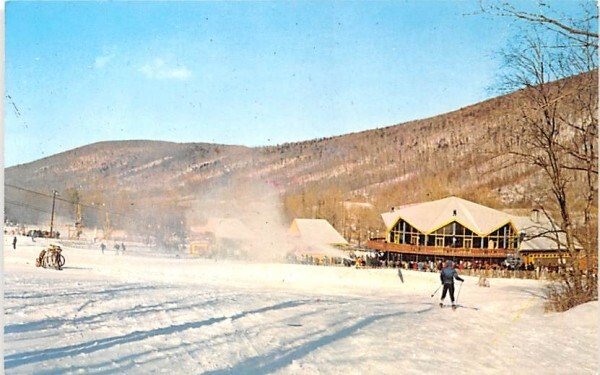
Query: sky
4 1 591 167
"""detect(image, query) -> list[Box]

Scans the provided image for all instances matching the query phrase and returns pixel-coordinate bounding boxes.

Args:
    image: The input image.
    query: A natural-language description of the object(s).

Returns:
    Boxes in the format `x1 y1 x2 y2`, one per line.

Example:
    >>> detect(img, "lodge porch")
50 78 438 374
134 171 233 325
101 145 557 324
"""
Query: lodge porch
366 238 511 262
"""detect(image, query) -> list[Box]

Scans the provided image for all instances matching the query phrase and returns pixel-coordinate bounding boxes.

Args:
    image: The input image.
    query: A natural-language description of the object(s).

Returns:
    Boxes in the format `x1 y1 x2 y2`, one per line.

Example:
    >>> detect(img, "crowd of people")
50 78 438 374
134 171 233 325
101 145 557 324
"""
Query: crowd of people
380 259 536 272
4 227 60 240
290 251 566 281
100 242 126 255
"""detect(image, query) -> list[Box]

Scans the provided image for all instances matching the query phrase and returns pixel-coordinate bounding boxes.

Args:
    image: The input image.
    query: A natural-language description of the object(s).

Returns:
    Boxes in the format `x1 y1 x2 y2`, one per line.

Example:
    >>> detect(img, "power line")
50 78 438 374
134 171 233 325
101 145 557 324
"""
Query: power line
5 183 141 221
5 200 52 215
6 184 73 204
6 183 88 207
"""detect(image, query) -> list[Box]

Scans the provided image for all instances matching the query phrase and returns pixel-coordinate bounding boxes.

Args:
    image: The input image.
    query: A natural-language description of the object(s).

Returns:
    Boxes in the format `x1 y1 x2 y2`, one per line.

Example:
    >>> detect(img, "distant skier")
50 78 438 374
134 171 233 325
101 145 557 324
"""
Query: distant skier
12 236 17 250
100 243 106 254
121 242 126 254
440 260 464 309
114 243 120 255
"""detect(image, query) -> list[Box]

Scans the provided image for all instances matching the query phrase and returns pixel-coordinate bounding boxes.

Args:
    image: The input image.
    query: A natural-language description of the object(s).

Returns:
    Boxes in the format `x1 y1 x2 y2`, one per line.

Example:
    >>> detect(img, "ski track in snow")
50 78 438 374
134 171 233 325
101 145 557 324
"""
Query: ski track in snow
3 235 598 374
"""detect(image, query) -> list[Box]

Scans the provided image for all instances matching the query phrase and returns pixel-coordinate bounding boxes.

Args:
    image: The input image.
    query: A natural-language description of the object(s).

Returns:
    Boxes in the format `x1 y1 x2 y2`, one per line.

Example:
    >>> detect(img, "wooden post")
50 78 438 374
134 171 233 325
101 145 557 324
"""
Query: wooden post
50 190 58 236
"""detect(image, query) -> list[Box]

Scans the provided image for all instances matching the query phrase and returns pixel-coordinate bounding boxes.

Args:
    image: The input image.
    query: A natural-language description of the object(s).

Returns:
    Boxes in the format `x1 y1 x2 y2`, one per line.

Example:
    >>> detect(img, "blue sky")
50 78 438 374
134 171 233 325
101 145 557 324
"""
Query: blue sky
4 1 589 166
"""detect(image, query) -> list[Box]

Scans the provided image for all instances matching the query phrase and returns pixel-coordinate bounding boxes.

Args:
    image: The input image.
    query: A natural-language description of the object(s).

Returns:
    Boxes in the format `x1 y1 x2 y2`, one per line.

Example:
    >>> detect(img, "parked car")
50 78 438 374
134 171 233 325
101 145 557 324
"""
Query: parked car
26 229 60 239
502 255 523 270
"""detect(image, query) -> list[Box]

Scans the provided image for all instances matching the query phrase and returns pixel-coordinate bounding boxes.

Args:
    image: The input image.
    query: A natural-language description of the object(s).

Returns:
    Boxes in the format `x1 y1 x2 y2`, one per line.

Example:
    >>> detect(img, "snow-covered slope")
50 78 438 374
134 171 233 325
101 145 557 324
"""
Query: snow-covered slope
3 235 598 374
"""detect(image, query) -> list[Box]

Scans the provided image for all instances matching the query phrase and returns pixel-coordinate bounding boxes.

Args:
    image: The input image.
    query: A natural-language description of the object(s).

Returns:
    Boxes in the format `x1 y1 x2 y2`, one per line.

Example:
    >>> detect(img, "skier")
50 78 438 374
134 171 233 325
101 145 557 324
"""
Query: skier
121 242 126 254
12 236 17 250
440 260 464 309
100 243 106 254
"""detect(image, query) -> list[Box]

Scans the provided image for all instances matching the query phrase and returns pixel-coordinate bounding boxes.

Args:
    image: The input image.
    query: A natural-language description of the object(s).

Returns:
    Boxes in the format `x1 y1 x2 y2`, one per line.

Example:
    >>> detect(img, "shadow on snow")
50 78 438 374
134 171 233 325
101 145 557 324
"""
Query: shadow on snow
204 306 433 375
4 299 307 370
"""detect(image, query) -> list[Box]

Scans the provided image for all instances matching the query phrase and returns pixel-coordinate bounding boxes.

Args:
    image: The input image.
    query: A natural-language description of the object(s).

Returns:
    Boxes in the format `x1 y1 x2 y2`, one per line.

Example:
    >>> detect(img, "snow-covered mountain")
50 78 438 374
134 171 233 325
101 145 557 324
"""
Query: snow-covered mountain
5 71 596 232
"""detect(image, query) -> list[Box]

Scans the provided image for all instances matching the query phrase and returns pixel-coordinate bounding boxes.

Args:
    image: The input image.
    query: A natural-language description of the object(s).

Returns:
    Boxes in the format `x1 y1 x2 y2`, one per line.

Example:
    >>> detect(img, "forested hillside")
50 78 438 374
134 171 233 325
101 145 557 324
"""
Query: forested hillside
6 72 594 243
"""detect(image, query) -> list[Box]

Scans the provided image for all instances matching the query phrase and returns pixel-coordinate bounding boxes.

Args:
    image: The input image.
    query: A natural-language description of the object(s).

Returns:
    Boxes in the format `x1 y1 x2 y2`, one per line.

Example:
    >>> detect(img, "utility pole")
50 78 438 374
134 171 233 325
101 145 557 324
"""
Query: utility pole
75 203 83 239
104 210 111 240
50 190 58 237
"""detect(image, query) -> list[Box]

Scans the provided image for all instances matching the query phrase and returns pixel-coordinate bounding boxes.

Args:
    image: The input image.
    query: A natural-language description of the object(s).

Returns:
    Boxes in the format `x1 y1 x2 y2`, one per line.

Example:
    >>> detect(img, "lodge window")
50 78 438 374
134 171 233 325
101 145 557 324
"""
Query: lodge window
430 221 476 249
389 219 520 250
411 235 419 245
435 237 444 247
390 219 424 245
426 235 436 246
487 224 519 250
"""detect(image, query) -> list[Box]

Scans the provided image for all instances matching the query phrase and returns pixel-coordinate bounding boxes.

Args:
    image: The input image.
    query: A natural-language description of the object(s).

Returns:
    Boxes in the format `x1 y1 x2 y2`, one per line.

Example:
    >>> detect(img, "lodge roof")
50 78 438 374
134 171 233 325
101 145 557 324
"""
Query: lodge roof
381 196 577 252
510 215 582 252
381 196 513 236
289 218 349 245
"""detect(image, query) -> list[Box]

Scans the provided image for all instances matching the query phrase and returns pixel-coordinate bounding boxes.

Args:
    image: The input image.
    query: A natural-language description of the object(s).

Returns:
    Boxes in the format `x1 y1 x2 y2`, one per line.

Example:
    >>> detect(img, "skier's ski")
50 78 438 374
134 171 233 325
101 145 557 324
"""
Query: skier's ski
439 303 458 310
454 304 479 311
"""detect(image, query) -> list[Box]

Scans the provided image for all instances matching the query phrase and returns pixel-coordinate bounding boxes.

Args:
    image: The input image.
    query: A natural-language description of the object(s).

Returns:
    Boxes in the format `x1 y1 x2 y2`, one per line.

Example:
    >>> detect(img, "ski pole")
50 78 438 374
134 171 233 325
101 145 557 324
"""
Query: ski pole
430 284 442 298
456 281 463 303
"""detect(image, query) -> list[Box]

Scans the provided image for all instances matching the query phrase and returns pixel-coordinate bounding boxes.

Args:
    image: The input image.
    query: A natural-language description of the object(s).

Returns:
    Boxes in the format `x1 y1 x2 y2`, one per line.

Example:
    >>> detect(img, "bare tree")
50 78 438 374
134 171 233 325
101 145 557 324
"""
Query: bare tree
490 3 598 310
479 1 598 48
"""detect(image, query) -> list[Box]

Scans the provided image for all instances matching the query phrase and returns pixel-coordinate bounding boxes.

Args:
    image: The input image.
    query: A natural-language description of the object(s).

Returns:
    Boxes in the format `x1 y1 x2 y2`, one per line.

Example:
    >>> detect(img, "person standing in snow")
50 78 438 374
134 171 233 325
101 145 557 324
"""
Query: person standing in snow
440 260 464 308
100 243 106 254
12 236 17 250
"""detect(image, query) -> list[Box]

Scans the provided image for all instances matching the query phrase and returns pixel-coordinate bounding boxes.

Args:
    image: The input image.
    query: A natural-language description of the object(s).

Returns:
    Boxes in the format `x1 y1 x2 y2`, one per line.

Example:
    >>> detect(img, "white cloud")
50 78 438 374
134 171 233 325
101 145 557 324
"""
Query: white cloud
139 58 192 80
94 52 116 69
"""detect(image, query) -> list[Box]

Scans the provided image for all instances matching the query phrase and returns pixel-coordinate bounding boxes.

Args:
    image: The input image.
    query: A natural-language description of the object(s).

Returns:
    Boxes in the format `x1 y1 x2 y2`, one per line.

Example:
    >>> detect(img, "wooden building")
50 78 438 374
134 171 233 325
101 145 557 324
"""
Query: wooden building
367 196 576 266
188 218 255 256
511 215 584 267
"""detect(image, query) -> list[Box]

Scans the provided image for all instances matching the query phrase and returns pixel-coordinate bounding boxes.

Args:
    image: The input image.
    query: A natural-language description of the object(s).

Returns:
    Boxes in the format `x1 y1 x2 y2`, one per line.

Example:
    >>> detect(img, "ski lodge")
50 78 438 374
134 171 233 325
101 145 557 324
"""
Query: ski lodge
367 196 575 266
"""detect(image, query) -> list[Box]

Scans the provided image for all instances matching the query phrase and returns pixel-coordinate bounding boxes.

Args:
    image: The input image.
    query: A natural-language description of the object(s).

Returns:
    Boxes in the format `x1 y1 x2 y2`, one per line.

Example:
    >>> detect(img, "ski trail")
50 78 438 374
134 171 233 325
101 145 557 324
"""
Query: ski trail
491 295 538 346
76 299 96 313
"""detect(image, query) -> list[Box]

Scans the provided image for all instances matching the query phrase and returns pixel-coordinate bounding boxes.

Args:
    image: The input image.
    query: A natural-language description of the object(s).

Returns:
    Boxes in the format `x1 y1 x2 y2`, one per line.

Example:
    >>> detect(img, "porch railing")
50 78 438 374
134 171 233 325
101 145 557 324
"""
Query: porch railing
366 238 511 259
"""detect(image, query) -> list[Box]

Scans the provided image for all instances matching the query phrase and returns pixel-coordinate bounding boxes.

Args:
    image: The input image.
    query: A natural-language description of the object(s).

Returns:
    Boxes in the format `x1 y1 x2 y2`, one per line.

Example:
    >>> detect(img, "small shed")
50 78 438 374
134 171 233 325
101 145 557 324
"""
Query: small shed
189 217 256 256
289 218 348 246
289 219 349 263
511 215 583 266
